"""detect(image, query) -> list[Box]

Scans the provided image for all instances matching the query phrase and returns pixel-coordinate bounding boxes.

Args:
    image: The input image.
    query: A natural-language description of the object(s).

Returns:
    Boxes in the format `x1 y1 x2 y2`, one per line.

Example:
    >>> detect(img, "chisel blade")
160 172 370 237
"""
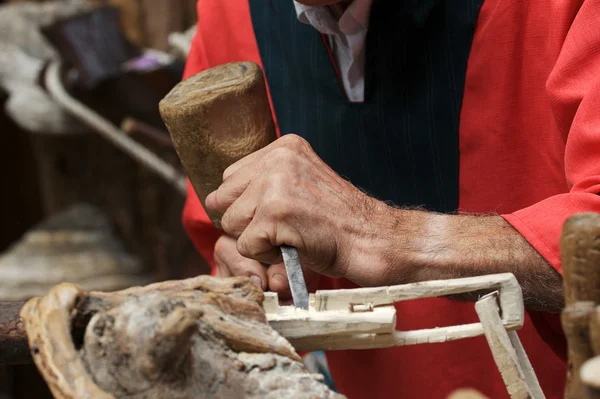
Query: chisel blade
280 246 310 310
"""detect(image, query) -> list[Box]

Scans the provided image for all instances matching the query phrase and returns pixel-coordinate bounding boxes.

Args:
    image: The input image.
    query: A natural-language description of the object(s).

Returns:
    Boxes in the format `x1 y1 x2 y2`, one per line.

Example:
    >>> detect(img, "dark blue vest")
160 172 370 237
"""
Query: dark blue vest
249 0 483 213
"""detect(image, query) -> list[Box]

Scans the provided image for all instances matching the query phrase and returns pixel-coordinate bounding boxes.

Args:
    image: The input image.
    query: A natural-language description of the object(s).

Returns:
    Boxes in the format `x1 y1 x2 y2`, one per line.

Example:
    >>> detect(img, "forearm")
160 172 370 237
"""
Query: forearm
384 210 564 312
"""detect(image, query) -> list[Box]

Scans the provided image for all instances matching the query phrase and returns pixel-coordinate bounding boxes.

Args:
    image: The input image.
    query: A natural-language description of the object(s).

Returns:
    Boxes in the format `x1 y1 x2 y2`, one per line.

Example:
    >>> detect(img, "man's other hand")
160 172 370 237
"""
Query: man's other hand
214 234 320 303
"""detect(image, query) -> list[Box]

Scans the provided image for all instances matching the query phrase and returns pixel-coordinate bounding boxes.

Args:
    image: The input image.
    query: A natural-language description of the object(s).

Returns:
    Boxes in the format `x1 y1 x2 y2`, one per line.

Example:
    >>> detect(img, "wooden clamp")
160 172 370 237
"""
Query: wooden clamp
265 273 523 351
263 272 544 398
264 273 543 398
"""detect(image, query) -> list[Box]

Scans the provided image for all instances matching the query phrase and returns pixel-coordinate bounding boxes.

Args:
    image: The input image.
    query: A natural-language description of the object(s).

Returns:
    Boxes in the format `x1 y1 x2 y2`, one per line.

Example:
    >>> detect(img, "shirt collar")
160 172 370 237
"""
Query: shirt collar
293 0 373 36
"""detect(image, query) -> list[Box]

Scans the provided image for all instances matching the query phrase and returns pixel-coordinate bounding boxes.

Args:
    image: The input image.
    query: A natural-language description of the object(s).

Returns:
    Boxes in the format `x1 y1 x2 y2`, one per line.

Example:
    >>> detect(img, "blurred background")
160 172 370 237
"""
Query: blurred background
0 1 335 397
0 0 202 397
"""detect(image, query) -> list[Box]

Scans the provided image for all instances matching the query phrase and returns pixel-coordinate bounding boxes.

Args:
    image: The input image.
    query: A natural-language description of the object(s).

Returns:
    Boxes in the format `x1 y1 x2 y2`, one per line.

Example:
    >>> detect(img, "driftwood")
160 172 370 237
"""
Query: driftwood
20 275 344 399
560 212 600 399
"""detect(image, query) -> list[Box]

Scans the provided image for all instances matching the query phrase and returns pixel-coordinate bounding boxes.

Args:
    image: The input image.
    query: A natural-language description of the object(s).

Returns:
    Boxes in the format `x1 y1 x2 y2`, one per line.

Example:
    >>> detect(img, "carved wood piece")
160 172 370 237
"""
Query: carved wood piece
590 307 600 357
285 273 524 351
562 301 595 396
561 212 600 399
561 213 600 305
563 303 596 399
581 306 600 399
20 276 344 398
581 356 600 399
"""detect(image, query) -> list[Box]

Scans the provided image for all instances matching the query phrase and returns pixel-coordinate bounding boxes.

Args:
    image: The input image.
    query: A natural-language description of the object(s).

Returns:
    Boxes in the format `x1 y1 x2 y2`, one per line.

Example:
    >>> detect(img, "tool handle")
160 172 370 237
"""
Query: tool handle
159 62 277 229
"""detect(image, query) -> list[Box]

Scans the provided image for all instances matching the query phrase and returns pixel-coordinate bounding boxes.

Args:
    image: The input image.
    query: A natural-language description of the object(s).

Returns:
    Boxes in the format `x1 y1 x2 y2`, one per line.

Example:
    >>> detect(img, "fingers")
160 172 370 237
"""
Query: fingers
208 134 312 215
222 134 310 181
213 235 268 290
222 143 269 181
205 167 256 217
215 233 321 303
236 221 283 265
230 161 300 259
219 183 260 238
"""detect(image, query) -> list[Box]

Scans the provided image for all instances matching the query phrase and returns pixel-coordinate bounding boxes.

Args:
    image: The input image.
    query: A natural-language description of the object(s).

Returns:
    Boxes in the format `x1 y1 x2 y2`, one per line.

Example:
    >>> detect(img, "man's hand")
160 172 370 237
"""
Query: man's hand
213 234 320 302
206 134 401 288
206 134 564 312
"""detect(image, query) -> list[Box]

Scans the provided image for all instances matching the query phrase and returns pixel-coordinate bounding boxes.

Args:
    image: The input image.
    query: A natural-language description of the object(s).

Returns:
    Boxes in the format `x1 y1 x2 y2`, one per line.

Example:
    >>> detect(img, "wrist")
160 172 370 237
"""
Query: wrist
393 213 525 283
376 209 457 286
340 200 417 287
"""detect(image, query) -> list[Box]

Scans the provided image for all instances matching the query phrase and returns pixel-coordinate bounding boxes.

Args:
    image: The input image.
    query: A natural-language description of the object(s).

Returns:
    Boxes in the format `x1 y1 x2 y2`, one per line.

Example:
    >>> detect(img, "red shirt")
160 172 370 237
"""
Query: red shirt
182 0 600 397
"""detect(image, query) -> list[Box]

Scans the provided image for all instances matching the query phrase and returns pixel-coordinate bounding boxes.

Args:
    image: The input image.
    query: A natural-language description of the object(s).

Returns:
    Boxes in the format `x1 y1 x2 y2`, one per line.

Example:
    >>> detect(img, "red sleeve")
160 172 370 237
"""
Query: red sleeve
502 0 600 274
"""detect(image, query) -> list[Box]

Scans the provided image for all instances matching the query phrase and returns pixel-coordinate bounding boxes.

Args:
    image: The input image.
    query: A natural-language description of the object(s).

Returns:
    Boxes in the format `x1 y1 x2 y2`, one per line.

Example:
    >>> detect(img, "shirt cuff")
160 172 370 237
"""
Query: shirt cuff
502 192 600 275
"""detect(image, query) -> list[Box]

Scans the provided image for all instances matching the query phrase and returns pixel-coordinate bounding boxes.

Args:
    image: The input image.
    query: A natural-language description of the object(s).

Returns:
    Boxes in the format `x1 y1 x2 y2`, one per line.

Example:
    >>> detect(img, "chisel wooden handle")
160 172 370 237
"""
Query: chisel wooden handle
159 62 277 228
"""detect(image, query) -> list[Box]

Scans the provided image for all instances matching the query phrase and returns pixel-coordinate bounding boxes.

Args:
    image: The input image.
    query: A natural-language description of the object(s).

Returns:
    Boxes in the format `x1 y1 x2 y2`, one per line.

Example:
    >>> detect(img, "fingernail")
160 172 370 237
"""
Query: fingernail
250 275 262 289
272 273 285 283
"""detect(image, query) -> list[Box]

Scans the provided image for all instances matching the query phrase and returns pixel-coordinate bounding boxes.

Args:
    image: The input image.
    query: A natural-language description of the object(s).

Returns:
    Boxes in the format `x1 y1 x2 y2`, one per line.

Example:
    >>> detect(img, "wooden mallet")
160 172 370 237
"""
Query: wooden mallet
158 61 277 228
